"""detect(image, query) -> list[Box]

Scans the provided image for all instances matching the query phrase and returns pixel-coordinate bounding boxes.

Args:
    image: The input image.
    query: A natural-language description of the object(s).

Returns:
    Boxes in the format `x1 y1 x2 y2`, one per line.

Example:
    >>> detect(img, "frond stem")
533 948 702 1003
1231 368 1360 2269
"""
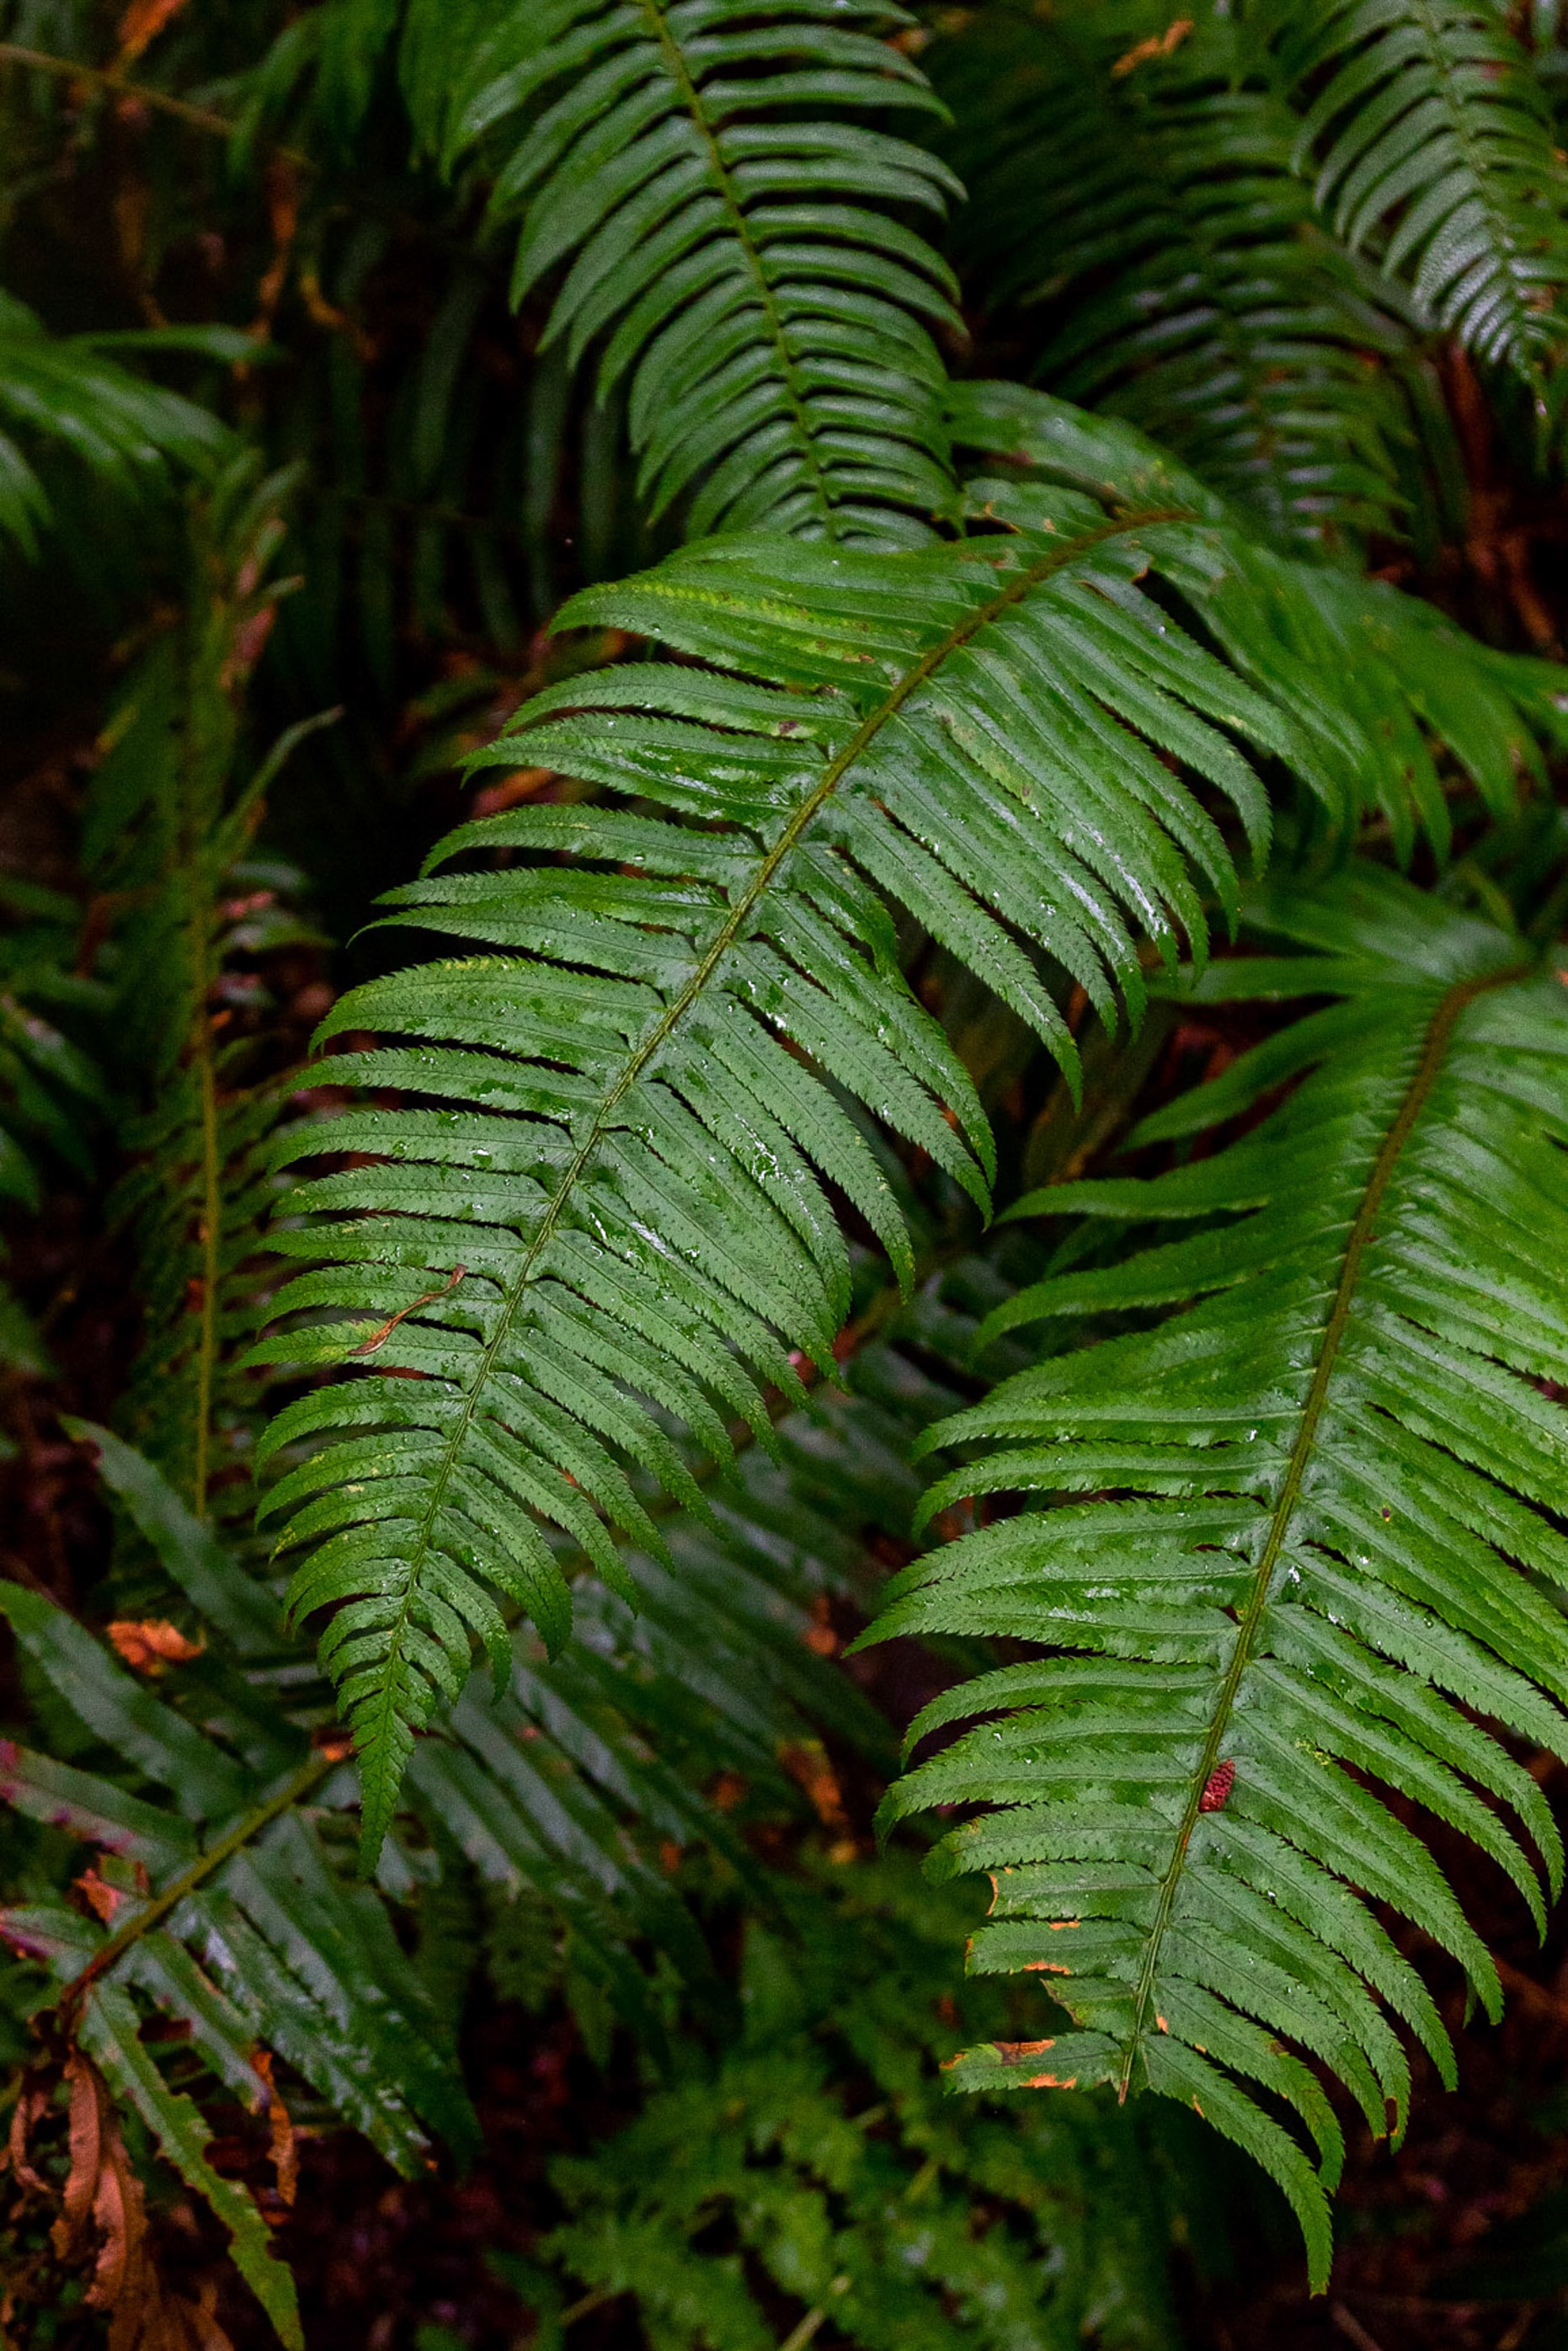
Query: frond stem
0 41 311 167
1116 952 1531 2100
360 509 1187 1845
57 1747 337 2018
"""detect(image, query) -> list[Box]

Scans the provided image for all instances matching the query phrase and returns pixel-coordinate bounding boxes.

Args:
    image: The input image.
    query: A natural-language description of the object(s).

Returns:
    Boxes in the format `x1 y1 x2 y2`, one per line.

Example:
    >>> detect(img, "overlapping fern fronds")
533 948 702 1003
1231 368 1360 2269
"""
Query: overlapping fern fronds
1263 0 1568 374
931 2 1408 551
0 1559 463 2350
951 380 1566 858
249 481 1388 1862
871 864 1568 2286
0 1245 1014 2331
408 0 963 541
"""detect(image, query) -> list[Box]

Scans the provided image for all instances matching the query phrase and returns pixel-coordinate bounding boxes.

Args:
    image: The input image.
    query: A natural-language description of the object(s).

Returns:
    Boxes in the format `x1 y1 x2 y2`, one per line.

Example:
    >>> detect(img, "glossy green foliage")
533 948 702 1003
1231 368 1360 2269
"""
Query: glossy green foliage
0 293 235 558
950 380 1566 861
254 482 1400 1861
931 1 1407 551
512 1862 1182 2351
871 866 1568 2286
413 0 962 541
1266 0 1568 372
0 1426 791 2311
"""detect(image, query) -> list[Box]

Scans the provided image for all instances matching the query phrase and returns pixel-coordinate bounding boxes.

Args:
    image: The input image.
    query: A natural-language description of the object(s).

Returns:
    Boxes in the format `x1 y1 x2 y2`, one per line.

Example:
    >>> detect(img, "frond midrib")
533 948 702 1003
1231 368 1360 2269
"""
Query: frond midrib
56 1747 336 2016
1116 951 1532 2098
635 0 839 535
1332 0 1545 357
365 504 1191 1823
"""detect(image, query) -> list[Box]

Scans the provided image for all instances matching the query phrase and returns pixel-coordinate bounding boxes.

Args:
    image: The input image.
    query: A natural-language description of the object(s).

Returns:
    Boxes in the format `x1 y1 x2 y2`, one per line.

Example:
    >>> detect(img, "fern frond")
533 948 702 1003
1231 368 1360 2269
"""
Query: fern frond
251 491 1355 1862
0 1576 471 2346
869 862 1568 2284
1266 0 1568 373
931 1 1408 552
0 1300 957 2324
951 380 1561 859
416 0 963 541
0 292 230 557
85 456 333 1524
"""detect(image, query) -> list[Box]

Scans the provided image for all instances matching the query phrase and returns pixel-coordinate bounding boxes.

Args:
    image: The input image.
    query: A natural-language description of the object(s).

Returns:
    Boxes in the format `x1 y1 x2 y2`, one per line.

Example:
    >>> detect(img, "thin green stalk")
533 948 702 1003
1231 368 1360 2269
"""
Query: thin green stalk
58 1748 338 2016
0 40 311 166
190 1014 222 1521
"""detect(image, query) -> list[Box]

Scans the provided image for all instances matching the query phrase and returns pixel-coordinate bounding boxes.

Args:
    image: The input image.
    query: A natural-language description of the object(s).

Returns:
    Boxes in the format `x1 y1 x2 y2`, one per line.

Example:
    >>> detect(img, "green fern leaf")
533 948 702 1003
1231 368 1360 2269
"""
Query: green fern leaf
419 0 963 541
931 1 1410 550
867 863 1568 2286
1266 0 1568 373
253 489 1339 1863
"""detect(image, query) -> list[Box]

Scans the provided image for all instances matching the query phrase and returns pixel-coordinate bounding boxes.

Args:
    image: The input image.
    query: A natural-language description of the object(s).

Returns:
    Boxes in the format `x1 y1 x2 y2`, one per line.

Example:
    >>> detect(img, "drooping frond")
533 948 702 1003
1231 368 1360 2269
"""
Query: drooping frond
870 863 1568 2284
951 380 1565 861
410 0 963 541
250 491 1358 1863
0 1568 467 2350
0 294 232 557
1264 0 1568 375
929 0 1408 552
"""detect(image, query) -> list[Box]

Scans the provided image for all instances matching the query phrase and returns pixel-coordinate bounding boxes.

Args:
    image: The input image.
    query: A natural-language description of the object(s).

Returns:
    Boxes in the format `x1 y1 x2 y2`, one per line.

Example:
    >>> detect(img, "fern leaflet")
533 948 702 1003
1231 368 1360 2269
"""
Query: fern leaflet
0 292 232 555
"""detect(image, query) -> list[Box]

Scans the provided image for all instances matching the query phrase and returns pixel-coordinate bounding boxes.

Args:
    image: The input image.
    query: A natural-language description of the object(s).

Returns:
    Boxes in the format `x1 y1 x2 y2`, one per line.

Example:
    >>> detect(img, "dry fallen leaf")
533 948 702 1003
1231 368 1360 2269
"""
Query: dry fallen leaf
75 1865 125 1925
251 2051 297 2208
106 1622 203 1676
115 0 191 63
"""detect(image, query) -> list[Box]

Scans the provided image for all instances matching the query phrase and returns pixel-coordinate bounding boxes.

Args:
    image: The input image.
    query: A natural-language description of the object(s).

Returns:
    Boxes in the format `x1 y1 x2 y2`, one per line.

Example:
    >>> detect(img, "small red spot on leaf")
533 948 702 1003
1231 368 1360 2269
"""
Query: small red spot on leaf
1199 1758 1235 1813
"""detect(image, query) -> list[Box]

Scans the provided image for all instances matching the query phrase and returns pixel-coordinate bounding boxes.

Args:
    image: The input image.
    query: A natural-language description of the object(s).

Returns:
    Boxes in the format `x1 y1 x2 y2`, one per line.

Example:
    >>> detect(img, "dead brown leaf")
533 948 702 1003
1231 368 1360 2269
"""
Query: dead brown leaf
251 2051 297 2208
115 0 191 63
107 1622 203 1675
1112 19 1192 76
